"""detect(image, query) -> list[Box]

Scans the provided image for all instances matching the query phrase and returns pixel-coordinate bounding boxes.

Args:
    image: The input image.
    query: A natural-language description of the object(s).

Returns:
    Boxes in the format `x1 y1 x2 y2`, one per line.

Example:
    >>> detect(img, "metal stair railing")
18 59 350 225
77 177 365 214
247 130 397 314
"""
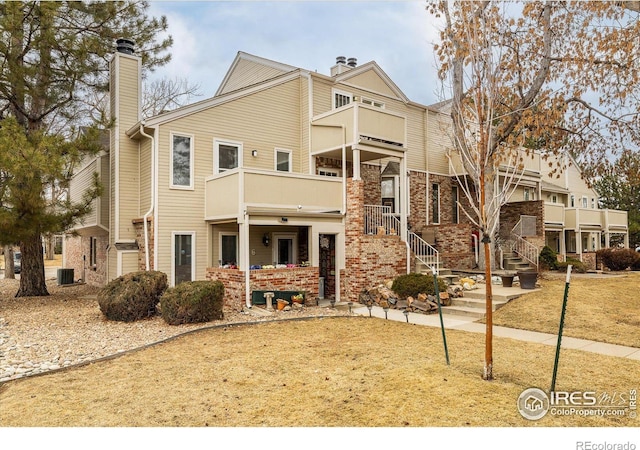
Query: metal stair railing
510 218 539 270
364 205 439 273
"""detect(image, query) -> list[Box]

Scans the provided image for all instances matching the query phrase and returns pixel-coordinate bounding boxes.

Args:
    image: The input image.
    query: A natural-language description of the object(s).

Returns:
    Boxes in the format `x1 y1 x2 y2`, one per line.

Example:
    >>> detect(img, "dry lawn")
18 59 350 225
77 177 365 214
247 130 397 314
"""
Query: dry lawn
489 271 640 348
1 317 638 427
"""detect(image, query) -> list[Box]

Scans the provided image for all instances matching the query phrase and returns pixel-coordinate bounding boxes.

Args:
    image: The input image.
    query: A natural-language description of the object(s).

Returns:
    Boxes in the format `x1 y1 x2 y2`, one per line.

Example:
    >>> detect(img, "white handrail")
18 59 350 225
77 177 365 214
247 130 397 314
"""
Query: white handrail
510 233 539 270
364 205 439 273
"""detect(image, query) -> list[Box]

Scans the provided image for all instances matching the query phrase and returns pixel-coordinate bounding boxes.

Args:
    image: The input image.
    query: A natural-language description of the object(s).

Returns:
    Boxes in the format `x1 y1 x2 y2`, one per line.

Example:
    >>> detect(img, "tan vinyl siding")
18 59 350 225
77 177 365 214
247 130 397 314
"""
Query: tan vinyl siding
121 252 138 274
116 55 141 240
139 138 152 216
405 107 426 171
70 160 98 227
300 77 310 173
154 78 302 280
218 58 291 95
99 154 110 229
342 70 397 97
426 110 453 175
312 78 332 116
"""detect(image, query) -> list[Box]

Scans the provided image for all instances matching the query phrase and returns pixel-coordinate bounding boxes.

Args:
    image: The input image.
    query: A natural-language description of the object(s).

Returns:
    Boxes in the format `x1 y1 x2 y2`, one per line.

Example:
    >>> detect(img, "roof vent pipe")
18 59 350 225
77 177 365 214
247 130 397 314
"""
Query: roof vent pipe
347 57 357 68
336 56 346 65
116 38 135 55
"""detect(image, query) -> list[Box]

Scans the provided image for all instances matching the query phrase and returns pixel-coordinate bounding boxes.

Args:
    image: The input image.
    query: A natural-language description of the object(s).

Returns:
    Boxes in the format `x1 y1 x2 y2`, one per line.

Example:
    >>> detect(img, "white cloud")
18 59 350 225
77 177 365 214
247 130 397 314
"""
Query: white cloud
145 1 445 105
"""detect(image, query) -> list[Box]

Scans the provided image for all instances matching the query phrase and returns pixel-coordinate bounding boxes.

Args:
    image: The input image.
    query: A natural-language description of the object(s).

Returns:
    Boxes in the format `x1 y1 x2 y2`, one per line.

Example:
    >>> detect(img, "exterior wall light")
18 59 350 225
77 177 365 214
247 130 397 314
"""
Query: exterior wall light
262 233 270 247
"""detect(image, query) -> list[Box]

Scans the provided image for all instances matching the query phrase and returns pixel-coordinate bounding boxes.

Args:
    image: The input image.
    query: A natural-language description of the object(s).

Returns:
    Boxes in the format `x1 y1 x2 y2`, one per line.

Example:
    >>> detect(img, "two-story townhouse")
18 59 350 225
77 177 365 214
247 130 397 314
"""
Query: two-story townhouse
65 40 628 308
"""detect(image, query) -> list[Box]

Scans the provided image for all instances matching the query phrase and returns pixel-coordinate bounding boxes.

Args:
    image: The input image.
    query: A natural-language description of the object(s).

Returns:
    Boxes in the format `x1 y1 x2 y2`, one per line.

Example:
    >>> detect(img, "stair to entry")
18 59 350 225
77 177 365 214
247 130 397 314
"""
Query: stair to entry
502 251 535 271
416 262 459 284
441 286 526 319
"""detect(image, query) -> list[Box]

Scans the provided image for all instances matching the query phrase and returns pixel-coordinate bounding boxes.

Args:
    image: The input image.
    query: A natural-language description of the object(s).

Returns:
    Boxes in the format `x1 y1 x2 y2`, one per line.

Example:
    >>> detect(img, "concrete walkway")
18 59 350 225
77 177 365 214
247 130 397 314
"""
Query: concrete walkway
345 303 640 361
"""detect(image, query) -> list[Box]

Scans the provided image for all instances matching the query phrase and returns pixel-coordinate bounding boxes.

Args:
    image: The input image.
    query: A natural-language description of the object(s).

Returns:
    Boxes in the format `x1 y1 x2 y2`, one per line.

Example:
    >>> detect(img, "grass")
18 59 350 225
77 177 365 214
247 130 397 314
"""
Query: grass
488 271 640 348
0 317 638 427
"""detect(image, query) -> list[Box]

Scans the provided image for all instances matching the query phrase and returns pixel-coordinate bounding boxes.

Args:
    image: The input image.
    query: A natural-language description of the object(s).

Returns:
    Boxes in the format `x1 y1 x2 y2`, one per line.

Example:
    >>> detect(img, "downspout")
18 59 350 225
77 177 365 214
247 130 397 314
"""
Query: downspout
139 123 154 271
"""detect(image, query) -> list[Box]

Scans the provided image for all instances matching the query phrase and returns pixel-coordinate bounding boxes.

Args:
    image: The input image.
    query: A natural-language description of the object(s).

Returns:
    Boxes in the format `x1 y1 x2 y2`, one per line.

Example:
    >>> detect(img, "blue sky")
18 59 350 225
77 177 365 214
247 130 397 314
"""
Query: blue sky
146 1 444 106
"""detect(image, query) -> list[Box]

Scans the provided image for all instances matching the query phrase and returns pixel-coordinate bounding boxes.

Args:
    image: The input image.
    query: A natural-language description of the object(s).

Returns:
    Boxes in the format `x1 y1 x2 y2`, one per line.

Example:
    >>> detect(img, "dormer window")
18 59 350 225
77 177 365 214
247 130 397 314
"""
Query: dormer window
333 89 352 109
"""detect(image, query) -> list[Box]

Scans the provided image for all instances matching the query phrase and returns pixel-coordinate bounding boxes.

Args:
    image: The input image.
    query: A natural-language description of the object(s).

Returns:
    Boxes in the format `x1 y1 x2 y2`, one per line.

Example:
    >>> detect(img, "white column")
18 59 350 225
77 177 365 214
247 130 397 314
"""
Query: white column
400 156 408 242
353 147 361 180
239 215 251 308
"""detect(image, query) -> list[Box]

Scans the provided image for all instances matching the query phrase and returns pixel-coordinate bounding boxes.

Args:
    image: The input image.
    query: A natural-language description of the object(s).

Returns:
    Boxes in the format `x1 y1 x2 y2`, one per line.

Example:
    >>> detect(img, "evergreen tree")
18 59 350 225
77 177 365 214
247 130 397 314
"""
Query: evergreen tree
0 1 172 296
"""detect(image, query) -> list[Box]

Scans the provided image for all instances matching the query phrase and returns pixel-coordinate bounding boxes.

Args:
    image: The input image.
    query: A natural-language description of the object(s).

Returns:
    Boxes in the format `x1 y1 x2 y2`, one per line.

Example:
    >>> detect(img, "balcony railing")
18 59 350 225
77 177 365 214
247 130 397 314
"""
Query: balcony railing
564 208 628 230
364 205 439 272
205 169 343 219
311 103 406 153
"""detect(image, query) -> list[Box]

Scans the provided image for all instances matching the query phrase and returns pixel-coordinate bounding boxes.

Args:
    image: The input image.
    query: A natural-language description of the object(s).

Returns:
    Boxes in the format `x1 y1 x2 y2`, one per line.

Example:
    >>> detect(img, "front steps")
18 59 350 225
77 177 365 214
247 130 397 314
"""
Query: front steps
502 251 536 271
441 284 532 319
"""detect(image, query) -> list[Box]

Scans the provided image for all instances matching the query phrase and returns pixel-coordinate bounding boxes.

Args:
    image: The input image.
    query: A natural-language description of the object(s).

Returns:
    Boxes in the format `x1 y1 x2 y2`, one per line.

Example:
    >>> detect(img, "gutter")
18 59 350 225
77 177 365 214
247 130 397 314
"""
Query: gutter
138 123 155 271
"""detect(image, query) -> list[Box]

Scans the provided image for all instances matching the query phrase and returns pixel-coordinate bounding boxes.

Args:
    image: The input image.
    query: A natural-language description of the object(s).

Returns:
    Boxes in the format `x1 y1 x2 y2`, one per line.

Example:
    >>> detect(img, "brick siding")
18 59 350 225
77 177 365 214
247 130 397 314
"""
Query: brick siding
64 233 108 286
133 217 154 271
206 266 319 310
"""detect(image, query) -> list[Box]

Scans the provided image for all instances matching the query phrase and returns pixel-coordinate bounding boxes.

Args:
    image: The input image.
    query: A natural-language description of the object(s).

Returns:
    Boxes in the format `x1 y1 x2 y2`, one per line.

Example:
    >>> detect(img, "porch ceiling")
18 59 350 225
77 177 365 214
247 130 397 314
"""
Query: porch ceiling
313 143 405 163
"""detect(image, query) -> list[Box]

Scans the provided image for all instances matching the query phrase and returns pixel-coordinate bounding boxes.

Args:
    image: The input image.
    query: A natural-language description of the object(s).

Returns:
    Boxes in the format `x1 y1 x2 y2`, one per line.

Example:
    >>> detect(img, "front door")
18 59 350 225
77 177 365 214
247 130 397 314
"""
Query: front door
319 234 336 299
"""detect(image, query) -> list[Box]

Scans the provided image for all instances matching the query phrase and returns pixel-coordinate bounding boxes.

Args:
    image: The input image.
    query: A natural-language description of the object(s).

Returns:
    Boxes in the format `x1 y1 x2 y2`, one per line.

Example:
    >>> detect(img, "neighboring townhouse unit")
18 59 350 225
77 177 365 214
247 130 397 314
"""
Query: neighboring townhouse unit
65 40 629 308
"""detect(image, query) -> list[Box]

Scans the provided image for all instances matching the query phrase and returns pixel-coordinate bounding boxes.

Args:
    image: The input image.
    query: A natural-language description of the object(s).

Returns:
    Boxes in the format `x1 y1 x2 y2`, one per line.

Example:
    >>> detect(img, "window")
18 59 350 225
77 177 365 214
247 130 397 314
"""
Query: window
89 236 98 268
318 168 340 177
275 149 292 172
591 198 596 209
582 196 588 208
214 139 243 173
333 89 352 109
382 176 399 213
171 133 193 188
570 195 575 207
452 185 459 224
551 194 558 204
431 183 440 224
272 233 297 265
173 232 195 285
361 97 385 108
219 233 238 266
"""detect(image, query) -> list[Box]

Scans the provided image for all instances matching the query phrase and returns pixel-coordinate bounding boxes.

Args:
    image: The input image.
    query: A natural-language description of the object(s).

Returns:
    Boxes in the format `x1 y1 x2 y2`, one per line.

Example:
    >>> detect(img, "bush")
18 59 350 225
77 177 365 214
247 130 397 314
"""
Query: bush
557 258 587 274
161 280 224 325
391 273 448 299
539 245 558 271
596 248 639 271
98 271 168 322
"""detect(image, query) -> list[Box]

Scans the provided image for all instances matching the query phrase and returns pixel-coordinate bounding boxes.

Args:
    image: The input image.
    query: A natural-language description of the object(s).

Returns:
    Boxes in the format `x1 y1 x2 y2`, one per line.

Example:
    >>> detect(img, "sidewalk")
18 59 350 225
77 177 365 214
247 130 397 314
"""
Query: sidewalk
347 303 640 361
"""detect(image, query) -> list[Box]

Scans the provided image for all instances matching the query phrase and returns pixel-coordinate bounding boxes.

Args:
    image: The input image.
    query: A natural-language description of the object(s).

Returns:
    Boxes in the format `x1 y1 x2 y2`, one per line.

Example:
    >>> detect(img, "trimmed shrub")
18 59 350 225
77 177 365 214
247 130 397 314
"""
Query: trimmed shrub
391 273 448 299
98 271 168 322
161 280 224 325
557 258 587 274
632 252 640 271
596 248 639 271
539 245 558 271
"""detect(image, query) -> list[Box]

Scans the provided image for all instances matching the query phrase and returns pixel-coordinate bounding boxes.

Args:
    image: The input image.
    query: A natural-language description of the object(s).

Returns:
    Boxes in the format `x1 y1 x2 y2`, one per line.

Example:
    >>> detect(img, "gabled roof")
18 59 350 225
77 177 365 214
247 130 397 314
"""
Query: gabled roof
333 61 409 103
215 51 298 96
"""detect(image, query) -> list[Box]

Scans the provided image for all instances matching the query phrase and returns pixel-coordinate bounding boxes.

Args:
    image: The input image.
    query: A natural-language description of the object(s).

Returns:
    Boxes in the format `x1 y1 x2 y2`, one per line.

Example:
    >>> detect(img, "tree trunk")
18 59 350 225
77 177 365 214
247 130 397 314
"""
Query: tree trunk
16 232 49 297
45 234 55 260
3 245 15 280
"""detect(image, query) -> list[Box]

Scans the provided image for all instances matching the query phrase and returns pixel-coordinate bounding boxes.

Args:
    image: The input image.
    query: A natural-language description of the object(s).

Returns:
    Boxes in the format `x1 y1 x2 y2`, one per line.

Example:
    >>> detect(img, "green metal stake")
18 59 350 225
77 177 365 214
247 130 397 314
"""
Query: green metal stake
551 264 572 394
433 267 450 365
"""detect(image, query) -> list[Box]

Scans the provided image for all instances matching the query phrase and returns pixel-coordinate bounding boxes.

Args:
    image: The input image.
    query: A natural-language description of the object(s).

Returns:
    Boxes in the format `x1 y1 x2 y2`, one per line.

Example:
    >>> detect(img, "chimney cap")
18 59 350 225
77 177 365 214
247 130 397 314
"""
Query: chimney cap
336 56 346 65
347 57 357 68
116 38 135 55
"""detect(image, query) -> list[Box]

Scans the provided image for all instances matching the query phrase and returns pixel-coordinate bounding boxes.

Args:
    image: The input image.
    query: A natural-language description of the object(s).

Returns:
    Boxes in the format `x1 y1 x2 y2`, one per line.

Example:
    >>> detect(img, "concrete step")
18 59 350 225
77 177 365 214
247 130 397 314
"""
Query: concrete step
441 305 486 319
461 289 524 303
450 296 508 311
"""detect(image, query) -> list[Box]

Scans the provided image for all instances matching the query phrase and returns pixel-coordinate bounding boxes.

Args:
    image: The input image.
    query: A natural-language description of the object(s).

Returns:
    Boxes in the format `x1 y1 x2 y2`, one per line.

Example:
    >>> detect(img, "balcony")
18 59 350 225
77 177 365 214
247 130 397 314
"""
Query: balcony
311 103 406 157
544 203 565 226
564 208 628 230
205 168 344 220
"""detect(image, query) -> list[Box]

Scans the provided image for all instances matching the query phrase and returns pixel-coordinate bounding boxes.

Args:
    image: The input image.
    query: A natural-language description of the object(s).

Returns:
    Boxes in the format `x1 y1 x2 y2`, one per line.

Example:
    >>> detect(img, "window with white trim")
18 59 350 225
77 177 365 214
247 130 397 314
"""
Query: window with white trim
173 232 195 286
275 149 292 172
89 236 98 268
214 139 243 173
591 198 596 209
582 196 588 208
333 89 352 109
570 194 575 207
318 168 340 177
171 133 193 188
219 233 238 267
361 97 385 108
382 176 400 214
